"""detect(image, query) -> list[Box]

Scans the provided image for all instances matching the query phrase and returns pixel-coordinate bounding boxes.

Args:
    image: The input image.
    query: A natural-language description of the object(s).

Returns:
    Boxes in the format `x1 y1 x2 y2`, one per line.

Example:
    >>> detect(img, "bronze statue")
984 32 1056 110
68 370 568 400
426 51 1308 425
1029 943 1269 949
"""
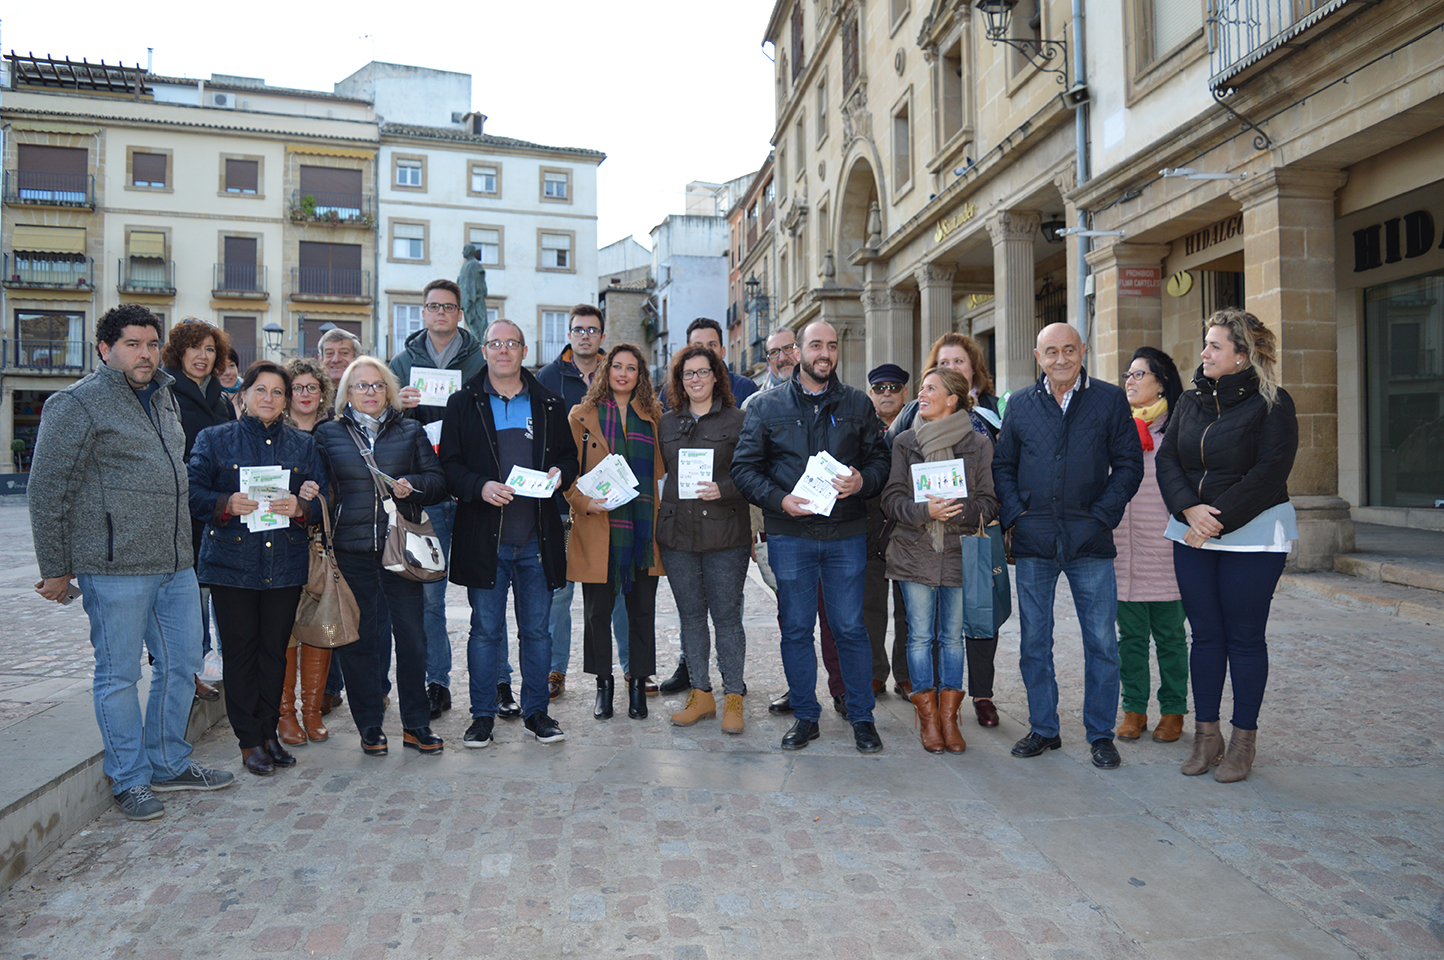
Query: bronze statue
459 243 488 327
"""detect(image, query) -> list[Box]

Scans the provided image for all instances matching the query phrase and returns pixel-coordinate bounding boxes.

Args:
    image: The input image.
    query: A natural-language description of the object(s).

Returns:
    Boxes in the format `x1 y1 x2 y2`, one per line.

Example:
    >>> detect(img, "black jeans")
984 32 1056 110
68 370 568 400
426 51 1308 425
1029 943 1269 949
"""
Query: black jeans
582 572 658 678
210 584 302 749
863 556 909 685
335 550 428 730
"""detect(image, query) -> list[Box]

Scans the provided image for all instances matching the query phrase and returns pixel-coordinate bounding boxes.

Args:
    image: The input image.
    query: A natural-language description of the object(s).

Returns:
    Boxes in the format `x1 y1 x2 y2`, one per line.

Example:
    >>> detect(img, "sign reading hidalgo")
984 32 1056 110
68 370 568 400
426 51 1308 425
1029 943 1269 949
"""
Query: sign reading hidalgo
934 202 978 243
1119 266 1162 297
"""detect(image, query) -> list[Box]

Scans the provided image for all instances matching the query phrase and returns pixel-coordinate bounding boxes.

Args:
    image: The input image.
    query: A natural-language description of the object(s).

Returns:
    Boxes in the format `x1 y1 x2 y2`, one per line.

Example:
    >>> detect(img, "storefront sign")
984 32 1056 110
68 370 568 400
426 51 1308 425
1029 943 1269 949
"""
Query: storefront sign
1353 210 1441 273
1182 213 1244 257
968 292 994 309
1119 267 1161 297
934 202 978 243
1166 271 1194 298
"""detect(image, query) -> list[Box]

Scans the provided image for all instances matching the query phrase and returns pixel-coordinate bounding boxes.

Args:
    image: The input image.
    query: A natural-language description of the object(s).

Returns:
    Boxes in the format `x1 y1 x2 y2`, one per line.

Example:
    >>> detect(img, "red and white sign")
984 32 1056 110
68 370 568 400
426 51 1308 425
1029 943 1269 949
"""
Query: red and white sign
1119 266 1161 297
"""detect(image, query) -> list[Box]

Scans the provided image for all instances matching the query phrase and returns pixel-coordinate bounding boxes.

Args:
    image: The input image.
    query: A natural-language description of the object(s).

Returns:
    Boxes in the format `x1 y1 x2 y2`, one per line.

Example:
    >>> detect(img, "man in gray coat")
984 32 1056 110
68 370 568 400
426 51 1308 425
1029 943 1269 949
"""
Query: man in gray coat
30 304 235 822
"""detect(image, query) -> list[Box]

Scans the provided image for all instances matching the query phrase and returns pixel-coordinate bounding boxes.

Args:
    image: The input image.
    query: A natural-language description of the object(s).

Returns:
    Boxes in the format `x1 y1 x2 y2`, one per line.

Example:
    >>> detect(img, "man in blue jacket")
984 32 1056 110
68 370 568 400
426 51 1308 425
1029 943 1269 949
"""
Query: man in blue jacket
992 323 1143 770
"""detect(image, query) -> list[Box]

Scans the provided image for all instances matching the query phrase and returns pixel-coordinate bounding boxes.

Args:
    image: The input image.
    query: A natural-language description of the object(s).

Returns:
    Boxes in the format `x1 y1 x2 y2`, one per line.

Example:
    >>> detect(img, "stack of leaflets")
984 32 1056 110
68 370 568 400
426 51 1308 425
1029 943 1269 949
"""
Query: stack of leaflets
238 465 291 532
789 450 851 516
577 453 640 510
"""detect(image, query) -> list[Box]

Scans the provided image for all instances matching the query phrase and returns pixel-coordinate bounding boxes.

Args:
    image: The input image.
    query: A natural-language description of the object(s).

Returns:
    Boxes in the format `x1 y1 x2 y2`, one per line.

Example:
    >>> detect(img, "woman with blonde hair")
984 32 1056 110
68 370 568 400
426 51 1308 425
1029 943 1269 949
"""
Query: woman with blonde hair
1157 308 1298 783
564 343 666 721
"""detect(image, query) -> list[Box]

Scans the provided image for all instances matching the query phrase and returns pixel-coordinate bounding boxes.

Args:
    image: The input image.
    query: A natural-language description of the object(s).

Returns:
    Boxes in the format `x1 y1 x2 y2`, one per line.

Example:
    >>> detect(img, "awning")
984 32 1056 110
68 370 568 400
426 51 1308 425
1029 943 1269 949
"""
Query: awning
129 232 166 257
11 225 86 254
12 121 100 135
286 145 373 160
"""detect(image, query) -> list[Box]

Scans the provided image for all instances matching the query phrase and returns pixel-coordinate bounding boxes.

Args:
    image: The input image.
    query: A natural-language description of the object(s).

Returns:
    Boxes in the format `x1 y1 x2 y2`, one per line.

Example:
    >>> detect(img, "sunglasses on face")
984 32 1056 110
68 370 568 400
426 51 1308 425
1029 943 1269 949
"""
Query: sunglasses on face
870 383 904 395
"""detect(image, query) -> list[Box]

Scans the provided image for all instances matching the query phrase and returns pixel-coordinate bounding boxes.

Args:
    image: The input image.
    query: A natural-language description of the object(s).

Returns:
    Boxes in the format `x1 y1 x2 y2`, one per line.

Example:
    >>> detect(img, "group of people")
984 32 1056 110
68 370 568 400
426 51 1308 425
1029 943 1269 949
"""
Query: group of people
30 281 1298 822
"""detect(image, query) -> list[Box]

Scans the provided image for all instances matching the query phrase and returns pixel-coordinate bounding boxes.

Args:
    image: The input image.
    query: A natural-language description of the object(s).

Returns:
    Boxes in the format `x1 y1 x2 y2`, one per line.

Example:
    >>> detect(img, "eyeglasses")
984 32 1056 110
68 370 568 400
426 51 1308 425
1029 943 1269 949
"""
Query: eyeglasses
293 383 322 395
350 382 386 394
870 383 904 395
484 339 524 351
765 345 798 359
423 302 459 314
1122 370 1151 383
681 369 714 381
570 325 601 337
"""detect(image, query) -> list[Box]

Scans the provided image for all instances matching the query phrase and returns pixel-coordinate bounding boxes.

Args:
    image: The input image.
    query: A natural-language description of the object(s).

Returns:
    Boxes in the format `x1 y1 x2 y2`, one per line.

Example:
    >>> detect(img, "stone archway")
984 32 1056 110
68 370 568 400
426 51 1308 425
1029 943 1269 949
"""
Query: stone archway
837 155 880 290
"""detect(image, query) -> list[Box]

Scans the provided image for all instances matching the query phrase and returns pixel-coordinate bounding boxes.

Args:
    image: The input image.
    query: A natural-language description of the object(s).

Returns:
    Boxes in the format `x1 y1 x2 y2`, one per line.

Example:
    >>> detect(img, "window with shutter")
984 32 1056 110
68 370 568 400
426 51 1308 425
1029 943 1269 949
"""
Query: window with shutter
468 227 502 267
391 222 425 260
842 14 859 91
1151 0 1201 60
542 170 570 200
132 152 167 188
471 164 498 194
791 3 804 81
17 145 88 202
540 233 572 270
299 166 363 217
225 159 259 194
396 159 422 188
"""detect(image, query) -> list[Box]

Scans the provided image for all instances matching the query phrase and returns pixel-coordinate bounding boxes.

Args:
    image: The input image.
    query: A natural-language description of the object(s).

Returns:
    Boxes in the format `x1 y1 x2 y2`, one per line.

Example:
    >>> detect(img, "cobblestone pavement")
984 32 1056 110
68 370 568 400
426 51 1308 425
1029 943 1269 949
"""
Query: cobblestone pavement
0 500 1440 959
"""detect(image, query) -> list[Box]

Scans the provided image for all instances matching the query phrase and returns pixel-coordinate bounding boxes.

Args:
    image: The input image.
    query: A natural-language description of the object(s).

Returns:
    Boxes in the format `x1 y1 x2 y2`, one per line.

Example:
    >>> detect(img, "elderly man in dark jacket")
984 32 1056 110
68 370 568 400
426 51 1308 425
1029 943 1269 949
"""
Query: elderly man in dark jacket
732 320 892 754
993 323 1143 770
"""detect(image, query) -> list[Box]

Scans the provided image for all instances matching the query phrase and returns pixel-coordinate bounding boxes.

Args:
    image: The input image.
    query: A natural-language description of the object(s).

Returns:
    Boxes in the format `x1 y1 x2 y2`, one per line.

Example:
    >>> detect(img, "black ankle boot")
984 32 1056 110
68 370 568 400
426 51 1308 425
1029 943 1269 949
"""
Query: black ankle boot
628 676 648 719
658 658 690 695
594 675 614 720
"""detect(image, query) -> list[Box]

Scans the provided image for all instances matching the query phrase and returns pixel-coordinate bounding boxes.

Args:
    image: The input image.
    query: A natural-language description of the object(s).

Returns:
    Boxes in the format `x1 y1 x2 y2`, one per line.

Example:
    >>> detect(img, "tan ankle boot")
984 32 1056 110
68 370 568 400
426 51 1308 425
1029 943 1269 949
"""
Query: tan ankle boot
1181 720 1224 775
670 689 716 727
1117 711 1148 740
299 645 332 741
278 645 306 745
910 689 944 754
721 694 744 735
1214 726 1257 782
1153 714 1184 742
937 689 967 754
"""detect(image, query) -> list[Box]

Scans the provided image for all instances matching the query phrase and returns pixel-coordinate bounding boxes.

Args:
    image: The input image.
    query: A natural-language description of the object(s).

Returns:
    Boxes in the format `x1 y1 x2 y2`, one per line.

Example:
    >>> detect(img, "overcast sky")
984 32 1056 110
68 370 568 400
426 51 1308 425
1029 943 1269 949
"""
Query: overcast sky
0 0 779 249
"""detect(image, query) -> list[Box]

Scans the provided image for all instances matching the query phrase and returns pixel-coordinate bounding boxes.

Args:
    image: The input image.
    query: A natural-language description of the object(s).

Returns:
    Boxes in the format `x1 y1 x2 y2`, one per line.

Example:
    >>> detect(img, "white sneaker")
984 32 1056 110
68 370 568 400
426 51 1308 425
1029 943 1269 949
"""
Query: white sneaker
200 649 223 682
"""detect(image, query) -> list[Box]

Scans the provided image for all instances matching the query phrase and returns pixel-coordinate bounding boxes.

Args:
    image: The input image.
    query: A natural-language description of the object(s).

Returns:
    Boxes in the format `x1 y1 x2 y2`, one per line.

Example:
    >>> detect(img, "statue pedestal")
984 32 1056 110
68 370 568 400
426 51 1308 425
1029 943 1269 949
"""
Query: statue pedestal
1287 495 1355 573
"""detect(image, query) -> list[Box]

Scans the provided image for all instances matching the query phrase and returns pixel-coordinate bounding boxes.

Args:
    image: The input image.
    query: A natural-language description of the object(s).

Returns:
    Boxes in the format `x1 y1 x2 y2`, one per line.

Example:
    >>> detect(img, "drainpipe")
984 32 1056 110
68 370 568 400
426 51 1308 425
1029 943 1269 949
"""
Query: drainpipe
1073 0 1091 342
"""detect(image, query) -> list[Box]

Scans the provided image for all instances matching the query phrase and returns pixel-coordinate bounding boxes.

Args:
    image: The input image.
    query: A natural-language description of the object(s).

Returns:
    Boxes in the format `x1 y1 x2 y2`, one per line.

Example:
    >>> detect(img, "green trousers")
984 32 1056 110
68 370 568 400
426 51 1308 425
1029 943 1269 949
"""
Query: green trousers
1116 599 1189 715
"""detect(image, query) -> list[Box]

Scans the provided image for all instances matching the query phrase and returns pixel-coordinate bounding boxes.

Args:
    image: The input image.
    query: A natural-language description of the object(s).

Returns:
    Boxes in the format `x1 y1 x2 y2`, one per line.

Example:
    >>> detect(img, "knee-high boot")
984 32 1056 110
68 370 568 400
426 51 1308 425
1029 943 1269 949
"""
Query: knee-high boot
299 644 333 742
278 645 306 745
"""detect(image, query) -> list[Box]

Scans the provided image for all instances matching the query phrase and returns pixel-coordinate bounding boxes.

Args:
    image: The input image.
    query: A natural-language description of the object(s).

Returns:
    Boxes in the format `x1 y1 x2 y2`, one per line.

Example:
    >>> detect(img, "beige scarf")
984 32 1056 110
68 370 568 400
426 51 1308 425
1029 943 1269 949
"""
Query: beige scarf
912 410 974 551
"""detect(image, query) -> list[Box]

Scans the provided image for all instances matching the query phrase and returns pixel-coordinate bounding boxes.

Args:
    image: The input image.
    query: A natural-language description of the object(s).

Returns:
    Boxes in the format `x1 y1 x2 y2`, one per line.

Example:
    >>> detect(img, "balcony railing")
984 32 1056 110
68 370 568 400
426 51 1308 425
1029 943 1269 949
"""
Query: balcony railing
118 258 176 295
292 266 371 299
1209 0 1353 88
3 170 95 208
4 253 93 289
289 190 375 227
213 262 267 296
4 338 92 372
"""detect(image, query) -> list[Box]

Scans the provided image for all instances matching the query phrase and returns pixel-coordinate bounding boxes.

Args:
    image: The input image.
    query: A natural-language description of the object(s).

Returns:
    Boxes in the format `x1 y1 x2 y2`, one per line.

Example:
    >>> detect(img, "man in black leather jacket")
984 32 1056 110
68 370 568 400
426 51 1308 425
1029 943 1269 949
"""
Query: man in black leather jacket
732 321 891 754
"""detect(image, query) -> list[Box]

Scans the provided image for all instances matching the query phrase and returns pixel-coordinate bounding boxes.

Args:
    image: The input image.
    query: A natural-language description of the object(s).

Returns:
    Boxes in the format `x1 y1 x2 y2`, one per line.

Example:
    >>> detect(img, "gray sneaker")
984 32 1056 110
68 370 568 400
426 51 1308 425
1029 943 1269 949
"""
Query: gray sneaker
114 785 165 821
151 762 236 793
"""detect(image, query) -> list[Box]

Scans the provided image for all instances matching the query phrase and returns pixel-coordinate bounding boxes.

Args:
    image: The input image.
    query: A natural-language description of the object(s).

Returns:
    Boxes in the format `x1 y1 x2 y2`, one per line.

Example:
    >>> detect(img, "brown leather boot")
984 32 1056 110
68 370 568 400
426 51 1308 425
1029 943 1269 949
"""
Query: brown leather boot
910 689 944 754
670 689 716 727
1117 711 1148 740
1181 720 1225 775
278 645 306 746
1214 726 1257 783
1153 714 1185 742
937 689 967 754
721 694 744 735
299 645 333 742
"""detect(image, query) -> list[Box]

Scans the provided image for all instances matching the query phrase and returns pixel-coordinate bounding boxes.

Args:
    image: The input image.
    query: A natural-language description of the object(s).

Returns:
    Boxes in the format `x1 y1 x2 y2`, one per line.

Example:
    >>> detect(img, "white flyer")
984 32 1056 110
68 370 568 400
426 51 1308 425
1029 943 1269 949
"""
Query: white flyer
411 366 462 407
605 452 640 490
789 454 840 516
910 458 969 503
505 465 559 499
577 456 639 510
238 466 290 532
676 448 713 500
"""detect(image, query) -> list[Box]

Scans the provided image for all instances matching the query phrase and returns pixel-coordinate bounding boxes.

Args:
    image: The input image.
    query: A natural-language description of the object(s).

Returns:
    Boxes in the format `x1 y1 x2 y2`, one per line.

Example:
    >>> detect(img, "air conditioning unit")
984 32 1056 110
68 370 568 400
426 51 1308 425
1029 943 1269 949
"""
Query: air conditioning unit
212 92 234 108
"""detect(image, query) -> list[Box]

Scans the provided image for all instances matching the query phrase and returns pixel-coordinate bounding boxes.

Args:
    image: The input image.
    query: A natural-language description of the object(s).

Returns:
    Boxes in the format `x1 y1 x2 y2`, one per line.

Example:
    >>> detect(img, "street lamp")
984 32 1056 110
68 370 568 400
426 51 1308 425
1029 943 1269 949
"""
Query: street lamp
263 322 283 352
744 274 760 305
973 0 1086 104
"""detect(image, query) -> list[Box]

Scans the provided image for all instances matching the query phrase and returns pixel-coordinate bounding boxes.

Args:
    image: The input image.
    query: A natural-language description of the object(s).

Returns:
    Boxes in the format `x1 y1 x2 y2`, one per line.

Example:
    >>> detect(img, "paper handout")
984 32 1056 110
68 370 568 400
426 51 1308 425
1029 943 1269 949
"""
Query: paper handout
577 454 640 510
789 452 853 516
910 458 969 503
238 465 291 532
411 367 462 408
505 465 559 499
676 448 713 500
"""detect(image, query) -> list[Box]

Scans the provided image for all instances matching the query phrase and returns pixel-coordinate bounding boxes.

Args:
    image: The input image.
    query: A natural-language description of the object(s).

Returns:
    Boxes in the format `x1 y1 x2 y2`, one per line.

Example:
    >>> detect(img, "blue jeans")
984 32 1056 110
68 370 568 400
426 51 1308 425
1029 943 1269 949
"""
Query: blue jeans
1015 556 1120 743
467 539 552 719
77 569 202 794
767 534 874 724
422 500 455 689
549 580 630 676
897 581 965 692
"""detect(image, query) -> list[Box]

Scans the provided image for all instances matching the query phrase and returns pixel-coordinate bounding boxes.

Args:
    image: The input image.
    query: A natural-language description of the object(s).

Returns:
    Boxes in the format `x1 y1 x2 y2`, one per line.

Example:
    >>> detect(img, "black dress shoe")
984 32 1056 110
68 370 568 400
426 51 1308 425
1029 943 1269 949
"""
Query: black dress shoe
627 676 648 719
262 738 296 767
1090 738 1122 769
768 692 793 715
1011 731 1063 758
658 659 690 695
780 719 820 750
832 694 847 716
403 726 444 754
360 726 388 756
241 746 274 776
496 683 521 718
427 683 451 720
594 675 614 720
852 721 883 754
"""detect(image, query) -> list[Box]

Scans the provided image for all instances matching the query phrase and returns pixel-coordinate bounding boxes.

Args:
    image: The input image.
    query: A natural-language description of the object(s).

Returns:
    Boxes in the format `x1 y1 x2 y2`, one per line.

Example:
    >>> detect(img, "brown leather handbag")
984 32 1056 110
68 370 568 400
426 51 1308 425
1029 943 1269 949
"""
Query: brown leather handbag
293 496 360 648
350 428 447 583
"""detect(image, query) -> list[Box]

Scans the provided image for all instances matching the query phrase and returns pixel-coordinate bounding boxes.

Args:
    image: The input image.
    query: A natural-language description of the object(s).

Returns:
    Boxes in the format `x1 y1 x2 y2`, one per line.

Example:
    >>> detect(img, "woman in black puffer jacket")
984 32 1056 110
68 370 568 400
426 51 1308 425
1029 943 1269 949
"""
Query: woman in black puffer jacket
314 357 447 758
1157 308 1298 785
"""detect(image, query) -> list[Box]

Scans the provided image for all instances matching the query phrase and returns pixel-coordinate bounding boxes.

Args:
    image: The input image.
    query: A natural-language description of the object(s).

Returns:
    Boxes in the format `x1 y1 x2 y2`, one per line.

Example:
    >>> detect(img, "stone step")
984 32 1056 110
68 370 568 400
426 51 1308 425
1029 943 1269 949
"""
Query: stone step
1279 571 1444 630
1334 552 1444 595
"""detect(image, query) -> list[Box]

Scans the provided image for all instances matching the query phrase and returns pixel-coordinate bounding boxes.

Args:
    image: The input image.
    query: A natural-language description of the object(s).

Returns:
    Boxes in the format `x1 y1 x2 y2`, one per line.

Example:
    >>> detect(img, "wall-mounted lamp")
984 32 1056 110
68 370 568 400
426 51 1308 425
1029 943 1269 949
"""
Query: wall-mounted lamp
974 0 1084 102
263 322 283 351
1160 167 1250 181
1040 215 1068 244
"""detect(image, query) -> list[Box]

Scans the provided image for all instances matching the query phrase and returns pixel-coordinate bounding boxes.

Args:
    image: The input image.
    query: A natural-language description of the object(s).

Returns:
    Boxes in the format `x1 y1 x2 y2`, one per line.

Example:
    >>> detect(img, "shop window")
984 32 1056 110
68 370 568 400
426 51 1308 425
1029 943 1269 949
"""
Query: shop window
1365 269 1444 508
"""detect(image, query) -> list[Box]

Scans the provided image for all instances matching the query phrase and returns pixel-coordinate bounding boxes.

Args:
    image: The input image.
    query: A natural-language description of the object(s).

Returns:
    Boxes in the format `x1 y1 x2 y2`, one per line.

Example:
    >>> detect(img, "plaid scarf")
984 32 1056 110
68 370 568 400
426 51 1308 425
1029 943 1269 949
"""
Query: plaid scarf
598 398 656 595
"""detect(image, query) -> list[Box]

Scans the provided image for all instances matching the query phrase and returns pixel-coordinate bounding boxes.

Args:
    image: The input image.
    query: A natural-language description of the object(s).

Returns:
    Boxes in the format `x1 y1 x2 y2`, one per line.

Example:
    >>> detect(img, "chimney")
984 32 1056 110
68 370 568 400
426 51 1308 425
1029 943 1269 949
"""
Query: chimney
147 48 153 73
464 111 487 135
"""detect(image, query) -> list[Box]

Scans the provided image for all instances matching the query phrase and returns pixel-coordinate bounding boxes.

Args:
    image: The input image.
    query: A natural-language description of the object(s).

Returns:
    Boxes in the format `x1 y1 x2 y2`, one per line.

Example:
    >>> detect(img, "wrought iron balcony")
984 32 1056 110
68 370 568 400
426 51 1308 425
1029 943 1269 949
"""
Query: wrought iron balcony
4 338 92 372
289 190 375 227
291 266 371 300
3 253 93 289
3 170 95 208
118 258 175 295
213 263 268 298
1209 0 1354 89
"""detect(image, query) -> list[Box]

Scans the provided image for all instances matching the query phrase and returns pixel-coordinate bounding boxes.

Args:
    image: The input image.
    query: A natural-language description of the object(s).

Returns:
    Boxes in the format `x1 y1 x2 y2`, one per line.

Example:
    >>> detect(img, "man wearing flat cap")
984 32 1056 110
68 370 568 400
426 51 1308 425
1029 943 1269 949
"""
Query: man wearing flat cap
864 363 912 699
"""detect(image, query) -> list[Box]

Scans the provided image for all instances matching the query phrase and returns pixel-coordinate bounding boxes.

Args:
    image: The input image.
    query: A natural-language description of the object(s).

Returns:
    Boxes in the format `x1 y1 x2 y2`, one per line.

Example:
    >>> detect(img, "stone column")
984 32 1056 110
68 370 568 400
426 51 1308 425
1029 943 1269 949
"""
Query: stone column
914 263 956 373
1230 165 1353 570
1085 241 1171 384
986 210 1041 394
862 284 916 380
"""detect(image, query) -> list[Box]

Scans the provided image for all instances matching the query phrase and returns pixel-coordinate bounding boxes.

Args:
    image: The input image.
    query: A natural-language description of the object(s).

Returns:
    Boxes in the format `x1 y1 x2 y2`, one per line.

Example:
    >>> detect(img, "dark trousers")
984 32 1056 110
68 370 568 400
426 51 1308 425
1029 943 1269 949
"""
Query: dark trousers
1172 544 1285 730
210 584 302 750
863 556 909 685
967 636 999 699
582 572 658 678
815 585 845 697
335 550 427 730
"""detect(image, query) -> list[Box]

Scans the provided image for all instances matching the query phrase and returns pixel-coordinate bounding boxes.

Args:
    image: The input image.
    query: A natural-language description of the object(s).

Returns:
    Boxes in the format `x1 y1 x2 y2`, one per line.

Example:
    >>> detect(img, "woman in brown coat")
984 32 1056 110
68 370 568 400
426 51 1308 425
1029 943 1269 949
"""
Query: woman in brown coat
564 343 666 721
881 367 999 754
